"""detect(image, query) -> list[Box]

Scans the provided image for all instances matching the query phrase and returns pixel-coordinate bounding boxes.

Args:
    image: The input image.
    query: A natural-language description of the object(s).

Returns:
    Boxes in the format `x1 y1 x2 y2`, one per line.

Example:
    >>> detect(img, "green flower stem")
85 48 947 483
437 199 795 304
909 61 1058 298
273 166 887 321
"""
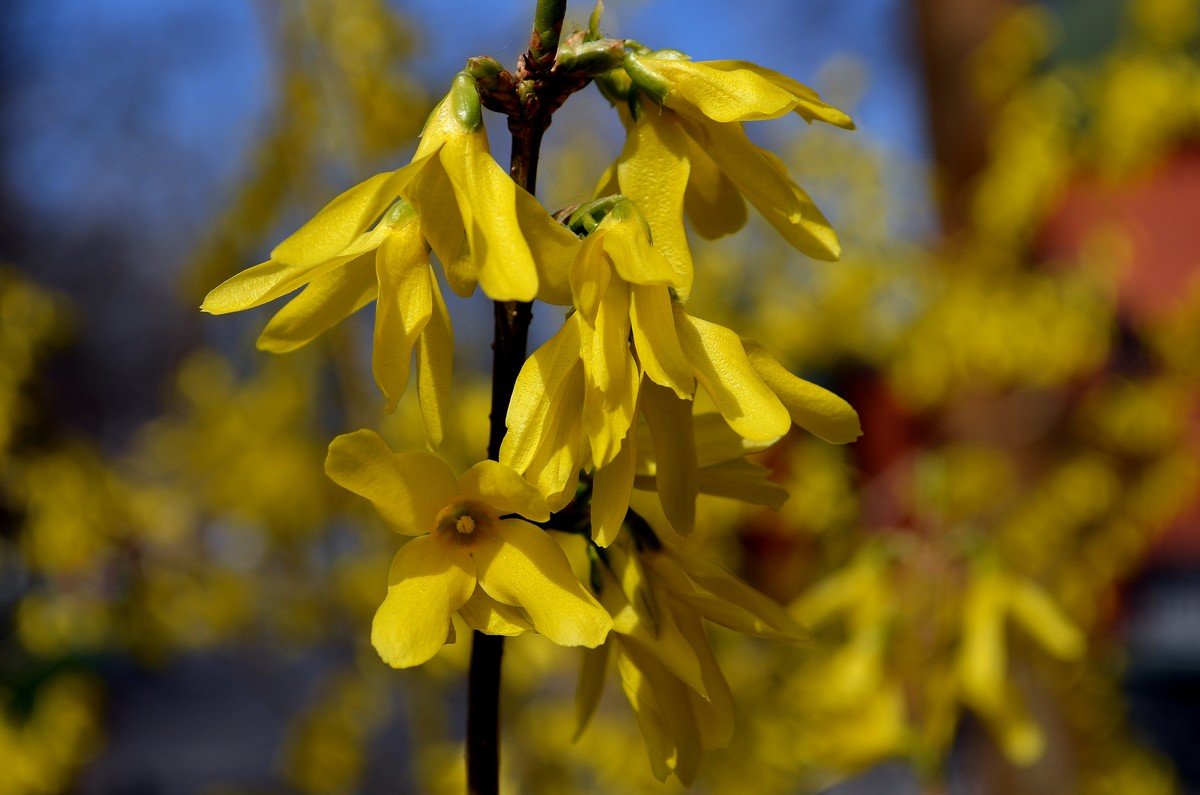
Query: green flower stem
466 2 568 793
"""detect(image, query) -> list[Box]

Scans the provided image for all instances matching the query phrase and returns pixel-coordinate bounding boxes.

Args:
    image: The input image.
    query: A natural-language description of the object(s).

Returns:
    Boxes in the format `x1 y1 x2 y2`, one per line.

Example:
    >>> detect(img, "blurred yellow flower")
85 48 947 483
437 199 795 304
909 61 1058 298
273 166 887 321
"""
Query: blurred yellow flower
324 429 612 668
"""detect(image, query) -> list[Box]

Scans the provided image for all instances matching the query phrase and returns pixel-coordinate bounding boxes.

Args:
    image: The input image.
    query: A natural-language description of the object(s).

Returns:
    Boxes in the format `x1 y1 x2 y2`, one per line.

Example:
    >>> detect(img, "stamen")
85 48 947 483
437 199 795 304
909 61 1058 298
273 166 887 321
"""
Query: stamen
456 515 476 534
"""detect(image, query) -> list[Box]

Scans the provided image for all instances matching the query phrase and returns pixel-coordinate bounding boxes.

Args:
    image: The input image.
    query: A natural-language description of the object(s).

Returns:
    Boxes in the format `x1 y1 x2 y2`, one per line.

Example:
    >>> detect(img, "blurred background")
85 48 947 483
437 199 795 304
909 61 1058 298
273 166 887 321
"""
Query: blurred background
0 0 1198 792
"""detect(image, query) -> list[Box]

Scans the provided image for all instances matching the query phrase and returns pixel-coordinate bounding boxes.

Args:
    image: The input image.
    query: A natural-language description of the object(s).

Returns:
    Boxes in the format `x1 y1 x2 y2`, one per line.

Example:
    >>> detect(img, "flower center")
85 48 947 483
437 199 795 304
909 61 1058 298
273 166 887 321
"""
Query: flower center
434 499 498 547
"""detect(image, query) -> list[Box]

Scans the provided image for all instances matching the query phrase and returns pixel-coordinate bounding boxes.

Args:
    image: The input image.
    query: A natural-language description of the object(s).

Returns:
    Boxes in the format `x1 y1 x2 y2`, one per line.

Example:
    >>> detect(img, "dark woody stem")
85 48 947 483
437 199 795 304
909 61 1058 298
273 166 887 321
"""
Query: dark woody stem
467 2 567 794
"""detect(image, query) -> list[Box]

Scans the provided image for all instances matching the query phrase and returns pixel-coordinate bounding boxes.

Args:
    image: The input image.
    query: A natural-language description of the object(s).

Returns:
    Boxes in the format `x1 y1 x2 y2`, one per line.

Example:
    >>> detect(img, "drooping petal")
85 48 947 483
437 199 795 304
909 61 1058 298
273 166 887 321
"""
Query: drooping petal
701 60 856 128
600 556 709 699
692 413 779 467
570 232 612 323
616 641 703 786
474 519 612 647
636 55 800 123
639 381 698 535
501 318 588 509
674 606 734 750
580 279 638 466
575 644 611 740
255 252 377 353
697 460 790 510
325 429 457 534
457 460 550 522
683 134 748 240
744 341 862 444
630 285 694 398
371 536 476 668
517 184 581 307
591 429 638 547
658 549 808 642
271 163 430 267
440 128 539 301
679 114 840 260
617 109 694 299
600 201 686 289
676 311 790 441
372 218 434 413
403 157 476 297
615 647 675 783
458 589 531 637
415 274 454 449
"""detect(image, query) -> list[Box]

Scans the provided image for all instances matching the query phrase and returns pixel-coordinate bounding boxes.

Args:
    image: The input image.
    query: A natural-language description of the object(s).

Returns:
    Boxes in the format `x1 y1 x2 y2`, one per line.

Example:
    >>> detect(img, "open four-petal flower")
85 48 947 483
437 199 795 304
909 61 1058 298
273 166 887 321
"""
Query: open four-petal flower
325 429 612 668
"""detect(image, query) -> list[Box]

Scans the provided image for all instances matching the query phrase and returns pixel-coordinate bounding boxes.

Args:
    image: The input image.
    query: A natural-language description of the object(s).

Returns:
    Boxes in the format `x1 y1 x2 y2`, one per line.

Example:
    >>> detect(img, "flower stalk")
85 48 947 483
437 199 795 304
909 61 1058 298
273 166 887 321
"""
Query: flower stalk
469 2 569 793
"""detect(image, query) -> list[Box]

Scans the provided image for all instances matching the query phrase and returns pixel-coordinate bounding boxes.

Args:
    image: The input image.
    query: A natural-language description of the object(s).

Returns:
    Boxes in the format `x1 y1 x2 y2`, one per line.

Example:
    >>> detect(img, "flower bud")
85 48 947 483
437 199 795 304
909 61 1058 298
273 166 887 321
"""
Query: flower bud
448 71 483 132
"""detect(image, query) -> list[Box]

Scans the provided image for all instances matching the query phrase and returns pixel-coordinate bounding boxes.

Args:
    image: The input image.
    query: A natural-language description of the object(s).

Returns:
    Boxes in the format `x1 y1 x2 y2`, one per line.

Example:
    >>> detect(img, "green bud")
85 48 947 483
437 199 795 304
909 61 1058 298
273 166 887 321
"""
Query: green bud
449 72 483 131
555 39 626 76
623 52 670 105
566 194 626 237
464 56 505 84
587 0 604 41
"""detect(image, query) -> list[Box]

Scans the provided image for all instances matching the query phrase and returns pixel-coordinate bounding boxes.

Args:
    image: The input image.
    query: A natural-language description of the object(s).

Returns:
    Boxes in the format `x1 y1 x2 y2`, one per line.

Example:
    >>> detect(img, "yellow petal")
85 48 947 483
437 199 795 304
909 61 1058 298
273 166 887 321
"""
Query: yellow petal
501 318 588 509
744 341 862 443
593 159 620 199
255 252 377 353
202 257 344 315
457 460 550 522
616 641 703 785
591 430 637 547
639 381 698 535
517 183 580 307
271 165 427 268
372 221 434 413
440 128 539 301
325 430 457 534
692 413 778 466
674 607 734 750
697 459 790 509
415 274 454 449
580 280 638 466
630 285 694 398
683 134 747 240
371 536 476 668
602 564 709 700
615 646 676 783
679 114 840 260
574 644 610 740
641 56 799 123
474 519 612 647
570 231 612 322
617 109 694 299
701 60 855 128
600 202 685 289
458 589 531 637
403 157 476 297
677 312 790 441
661 549 807 642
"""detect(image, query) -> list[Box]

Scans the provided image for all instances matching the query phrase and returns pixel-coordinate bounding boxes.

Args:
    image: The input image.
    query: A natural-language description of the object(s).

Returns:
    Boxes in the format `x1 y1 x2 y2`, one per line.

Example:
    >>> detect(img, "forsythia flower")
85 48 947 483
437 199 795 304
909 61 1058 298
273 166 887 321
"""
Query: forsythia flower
957 564 1085 765
202 73 578 443
597 50 855 295
501 199 861 538
576 534 806 784
324 429 612 668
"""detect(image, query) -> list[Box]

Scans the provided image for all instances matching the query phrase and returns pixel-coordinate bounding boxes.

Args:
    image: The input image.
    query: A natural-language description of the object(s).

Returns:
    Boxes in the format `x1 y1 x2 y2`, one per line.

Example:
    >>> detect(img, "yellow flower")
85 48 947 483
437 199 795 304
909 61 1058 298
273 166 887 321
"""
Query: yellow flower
957 564 1084 765
575 533 806 784
324 429 612 668
595 51 854 291
202 73 579 441
501 199 860 537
